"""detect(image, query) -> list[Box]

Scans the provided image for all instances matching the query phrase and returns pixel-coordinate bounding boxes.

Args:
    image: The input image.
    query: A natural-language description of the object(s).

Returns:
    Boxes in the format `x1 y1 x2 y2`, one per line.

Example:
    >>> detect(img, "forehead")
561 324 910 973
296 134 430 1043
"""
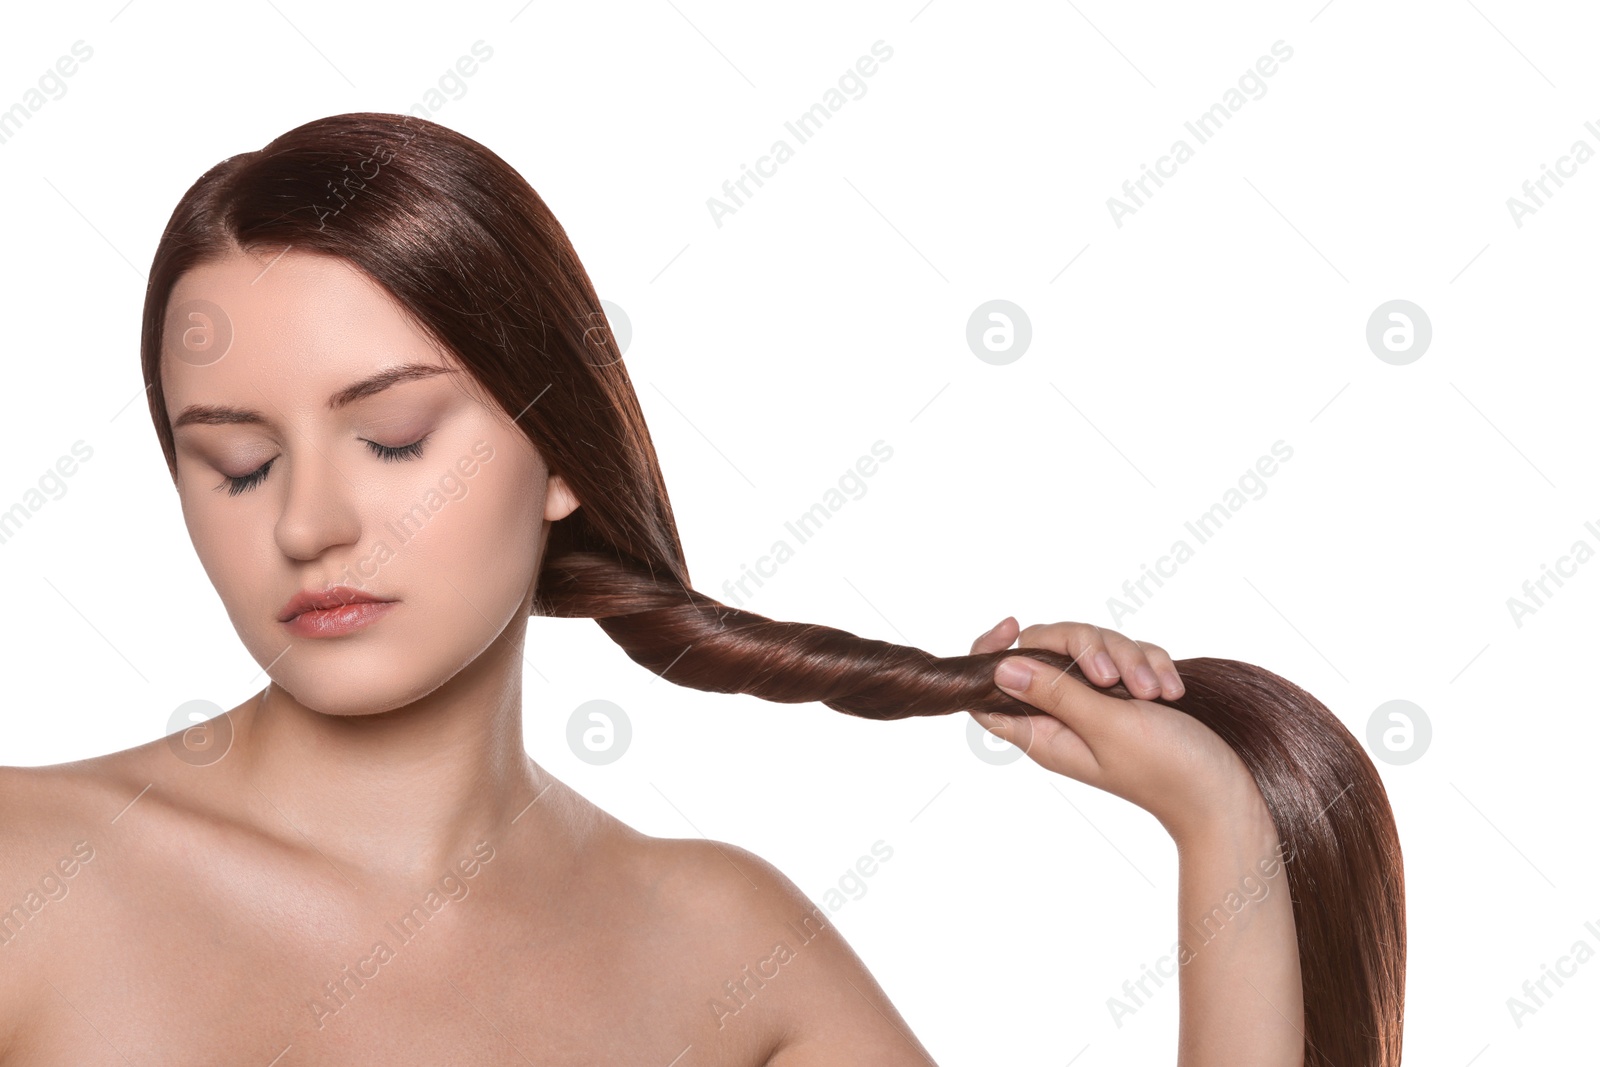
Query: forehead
161 248 449 404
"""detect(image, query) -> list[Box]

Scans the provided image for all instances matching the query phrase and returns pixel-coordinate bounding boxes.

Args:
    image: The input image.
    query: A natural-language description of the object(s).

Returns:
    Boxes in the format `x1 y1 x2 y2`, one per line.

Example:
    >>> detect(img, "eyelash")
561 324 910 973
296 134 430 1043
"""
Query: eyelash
219 435 431 496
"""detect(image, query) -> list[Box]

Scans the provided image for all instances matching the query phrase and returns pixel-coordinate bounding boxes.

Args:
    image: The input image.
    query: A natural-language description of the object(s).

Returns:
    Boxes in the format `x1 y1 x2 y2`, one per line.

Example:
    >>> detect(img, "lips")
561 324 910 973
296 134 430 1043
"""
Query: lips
277 585 396 623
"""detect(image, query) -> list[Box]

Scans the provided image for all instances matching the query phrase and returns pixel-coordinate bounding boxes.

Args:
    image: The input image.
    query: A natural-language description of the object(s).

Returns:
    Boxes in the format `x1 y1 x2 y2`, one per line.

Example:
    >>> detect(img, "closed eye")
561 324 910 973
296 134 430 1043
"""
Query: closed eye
365 435 429 462
216 434 432 496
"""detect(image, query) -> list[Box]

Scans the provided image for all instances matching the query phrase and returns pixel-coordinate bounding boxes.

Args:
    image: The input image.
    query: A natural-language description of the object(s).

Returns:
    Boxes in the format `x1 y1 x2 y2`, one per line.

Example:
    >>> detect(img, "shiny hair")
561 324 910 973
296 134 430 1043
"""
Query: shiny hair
139 112 1405 1064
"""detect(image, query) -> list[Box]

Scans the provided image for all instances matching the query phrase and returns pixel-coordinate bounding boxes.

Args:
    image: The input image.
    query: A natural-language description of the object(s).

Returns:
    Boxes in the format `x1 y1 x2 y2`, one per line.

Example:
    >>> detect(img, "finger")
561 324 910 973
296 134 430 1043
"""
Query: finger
1134 639 1185 700
1015 621 1121 687
1096 630 1168 700
969 615 1019 656
1014 622 1176 700
991 654 1130 761
966 708 1098 782
966 707 1035 756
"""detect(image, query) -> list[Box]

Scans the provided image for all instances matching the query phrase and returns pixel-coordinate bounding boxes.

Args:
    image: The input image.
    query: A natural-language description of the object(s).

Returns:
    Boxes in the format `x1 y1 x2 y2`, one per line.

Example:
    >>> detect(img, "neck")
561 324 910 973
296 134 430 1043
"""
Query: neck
225 624 546 882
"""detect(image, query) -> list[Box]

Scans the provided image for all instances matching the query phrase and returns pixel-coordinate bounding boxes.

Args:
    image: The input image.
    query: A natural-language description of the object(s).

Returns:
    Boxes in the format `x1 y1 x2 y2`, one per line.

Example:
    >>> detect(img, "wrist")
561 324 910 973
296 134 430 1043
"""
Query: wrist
1171 773 1279 856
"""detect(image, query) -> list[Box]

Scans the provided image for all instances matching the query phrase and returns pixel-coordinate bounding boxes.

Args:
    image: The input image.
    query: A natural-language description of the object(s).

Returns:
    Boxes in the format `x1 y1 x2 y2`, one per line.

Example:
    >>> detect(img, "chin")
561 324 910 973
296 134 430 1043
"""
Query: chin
271 676 414 717
251 642 457 718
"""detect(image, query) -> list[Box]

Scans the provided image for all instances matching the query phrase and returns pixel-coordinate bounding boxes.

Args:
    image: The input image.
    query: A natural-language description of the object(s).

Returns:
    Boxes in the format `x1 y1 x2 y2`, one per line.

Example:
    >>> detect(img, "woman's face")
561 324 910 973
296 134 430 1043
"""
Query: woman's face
161 246 578 716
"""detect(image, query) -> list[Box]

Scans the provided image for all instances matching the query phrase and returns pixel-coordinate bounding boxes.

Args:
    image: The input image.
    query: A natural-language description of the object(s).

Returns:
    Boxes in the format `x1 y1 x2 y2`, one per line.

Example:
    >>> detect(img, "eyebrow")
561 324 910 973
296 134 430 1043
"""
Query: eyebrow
171 363 459 431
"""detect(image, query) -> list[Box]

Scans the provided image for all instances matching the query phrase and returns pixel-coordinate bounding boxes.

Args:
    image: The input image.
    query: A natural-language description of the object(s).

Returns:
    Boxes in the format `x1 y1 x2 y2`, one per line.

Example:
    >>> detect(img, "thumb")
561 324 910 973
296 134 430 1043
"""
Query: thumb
992 655 1127 771
966 706 1039 754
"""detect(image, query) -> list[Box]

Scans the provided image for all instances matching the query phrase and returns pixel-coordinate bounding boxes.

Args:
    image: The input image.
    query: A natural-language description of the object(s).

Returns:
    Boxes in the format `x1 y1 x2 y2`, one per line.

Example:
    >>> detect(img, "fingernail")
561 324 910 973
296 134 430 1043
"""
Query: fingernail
1093 651 1116 679
1134 664 1160 692
995 658 1033 691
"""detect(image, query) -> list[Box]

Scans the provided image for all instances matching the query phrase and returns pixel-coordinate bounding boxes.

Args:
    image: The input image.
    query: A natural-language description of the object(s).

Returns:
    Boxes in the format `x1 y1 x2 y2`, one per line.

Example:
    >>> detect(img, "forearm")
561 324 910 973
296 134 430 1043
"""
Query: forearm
1172 792 1304 1066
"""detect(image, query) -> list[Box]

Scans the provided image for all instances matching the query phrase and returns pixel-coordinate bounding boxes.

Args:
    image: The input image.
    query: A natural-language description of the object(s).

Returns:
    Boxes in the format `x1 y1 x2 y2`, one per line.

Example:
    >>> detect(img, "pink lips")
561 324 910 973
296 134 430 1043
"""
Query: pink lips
278 585 399 638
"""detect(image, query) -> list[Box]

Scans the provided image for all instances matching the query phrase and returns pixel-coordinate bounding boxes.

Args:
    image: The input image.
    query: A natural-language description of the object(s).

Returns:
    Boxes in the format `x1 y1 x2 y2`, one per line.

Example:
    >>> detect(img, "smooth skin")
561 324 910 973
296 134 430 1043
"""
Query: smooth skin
0 622 1291 1066
969 619 1304 1066
0 247 1298 1064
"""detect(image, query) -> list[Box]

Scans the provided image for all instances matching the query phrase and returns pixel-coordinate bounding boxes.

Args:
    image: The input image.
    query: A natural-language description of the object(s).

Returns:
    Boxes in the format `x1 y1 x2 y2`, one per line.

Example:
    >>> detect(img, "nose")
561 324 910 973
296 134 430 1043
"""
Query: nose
273 445 364 563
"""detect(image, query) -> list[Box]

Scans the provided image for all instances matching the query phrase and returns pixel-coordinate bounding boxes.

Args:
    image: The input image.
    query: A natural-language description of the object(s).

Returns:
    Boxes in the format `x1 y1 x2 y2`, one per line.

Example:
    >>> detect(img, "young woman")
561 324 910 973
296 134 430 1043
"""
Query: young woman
0 112 1402 1065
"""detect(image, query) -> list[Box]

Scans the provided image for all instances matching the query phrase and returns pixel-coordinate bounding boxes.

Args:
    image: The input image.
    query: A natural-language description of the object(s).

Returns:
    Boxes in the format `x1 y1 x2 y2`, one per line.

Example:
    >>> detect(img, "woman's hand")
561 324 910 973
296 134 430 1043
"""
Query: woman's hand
966 618 1268 844
969 619 1303 1064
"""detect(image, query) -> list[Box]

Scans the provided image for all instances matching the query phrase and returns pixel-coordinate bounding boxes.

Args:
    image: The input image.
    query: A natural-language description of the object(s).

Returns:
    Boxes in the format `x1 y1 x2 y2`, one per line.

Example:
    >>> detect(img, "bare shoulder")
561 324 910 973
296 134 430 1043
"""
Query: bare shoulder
0 757 135 887
0 749 152 902
0 745 163 915
627 833 938 1066
0 745 162 854
0 752 152 1058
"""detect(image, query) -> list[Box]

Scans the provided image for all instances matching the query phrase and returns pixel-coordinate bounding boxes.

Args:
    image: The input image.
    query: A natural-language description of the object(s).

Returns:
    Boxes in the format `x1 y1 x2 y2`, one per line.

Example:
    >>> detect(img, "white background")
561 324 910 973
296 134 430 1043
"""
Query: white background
2 1 1597 1062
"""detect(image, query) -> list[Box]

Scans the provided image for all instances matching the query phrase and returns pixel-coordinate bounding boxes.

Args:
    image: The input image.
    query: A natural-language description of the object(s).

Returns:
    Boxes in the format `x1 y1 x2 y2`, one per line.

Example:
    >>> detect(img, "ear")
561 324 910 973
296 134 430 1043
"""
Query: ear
544 471 581 522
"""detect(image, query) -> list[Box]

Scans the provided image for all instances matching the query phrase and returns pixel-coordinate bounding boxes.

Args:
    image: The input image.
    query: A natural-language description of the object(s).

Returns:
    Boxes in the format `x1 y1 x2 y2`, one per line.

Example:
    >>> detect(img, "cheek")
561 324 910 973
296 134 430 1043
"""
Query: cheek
470 446 545 568
181 501 292 659
400 441 543 598
181 496 264 603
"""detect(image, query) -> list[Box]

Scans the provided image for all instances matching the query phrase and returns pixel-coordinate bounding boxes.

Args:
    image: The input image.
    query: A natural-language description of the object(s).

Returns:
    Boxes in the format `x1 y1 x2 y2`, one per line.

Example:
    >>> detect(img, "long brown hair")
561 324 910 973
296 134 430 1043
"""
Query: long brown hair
140 112 1404 1065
